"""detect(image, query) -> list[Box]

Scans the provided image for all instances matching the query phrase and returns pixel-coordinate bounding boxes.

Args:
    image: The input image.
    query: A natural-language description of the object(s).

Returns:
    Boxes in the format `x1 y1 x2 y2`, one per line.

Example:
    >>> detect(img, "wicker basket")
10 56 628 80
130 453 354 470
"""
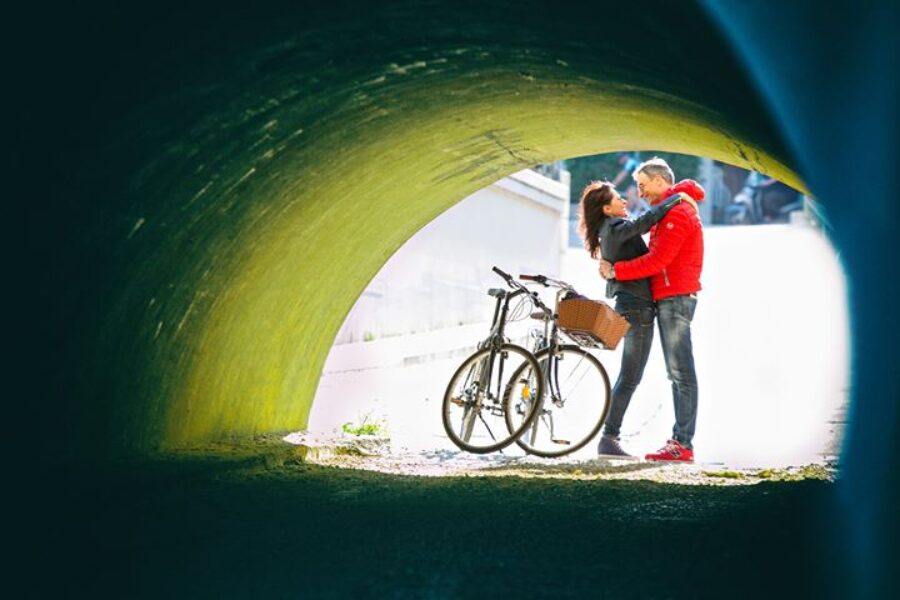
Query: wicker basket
557 298 631 350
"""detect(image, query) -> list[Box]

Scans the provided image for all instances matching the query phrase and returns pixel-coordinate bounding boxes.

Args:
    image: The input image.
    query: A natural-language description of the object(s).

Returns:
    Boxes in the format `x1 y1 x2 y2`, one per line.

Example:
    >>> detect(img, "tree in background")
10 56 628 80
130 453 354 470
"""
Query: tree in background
562 152 700 205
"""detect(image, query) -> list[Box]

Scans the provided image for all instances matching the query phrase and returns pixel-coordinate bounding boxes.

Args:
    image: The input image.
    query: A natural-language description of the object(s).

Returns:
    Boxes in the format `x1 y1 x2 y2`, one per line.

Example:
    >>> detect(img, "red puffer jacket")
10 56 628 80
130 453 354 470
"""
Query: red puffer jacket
614 180 705 301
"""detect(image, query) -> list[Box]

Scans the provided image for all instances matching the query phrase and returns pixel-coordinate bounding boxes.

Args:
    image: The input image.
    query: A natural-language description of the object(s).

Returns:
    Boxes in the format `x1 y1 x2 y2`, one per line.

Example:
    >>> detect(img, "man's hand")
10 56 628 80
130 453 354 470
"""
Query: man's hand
599 258 614 280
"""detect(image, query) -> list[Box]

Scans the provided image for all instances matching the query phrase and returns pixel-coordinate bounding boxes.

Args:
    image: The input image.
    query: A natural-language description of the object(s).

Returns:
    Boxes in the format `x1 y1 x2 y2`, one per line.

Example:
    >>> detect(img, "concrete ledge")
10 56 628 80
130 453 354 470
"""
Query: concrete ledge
325 322 489 373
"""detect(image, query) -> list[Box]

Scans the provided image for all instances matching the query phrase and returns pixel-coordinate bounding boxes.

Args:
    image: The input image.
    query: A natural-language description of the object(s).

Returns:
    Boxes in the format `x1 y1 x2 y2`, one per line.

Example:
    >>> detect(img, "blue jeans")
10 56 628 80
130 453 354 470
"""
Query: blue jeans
656 294 699 449
602 294 656 438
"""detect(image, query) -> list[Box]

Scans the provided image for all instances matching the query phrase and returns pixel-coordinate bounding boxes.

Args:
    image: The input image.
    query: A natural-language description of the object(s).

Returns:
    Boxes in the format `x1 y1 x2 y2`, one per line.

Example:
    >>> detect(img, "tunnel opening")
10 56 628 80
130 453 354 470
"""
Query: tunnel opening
300 151 848 479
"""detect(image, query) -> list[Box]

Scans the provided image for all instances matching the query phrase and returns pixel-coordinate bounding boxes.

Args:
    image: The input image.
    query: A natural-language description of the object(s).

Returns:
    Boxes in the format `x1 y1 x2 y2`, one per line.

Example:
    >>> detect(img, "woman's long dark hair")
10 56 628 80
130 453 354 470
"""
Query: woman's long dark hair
577 181 616 259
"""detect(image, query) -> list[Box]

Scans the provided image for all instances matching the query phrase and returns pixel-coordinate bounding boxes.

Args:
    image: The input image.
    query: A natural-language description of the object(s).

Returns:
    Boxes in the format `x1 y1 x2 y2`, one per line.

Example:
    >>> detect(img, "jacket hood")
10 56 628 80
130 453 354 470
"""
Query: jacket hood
666 179 706 202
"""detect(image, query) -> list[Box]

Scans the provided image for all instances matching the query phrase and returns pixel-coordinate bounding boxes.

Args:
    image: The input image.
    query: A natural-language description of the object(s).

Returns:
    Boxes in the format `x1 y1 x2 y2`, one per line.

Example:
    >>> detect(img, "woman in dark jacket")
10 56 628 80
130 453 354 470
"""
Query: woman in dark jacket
578 181 681 458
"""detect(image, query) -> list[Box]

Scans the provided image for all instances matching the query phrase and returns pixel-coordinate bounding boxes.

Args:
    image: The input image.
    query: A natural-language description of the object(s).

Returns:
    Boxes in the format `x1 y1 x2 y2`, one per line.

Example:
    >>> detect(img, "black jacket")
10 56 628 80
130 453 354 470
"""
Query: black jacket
598 196 680 302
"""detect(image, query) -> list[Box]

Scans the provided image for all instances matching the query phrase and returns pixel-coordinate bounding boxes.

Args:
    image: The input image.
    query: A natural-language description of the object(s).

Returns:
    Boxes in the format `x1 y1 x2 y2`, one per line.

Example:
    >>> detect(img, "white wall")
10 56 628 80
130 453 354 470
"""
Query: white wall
334 169 569 343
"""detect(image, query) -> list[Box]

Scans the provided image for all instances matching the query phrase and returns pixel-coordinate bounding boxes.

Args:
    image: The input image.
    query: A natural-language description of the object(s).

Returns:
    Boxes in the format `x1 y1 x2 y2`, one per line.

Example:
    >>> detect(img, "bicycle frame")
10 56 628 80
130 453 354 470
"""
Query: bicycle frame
524 286 570 443
459 280 533 442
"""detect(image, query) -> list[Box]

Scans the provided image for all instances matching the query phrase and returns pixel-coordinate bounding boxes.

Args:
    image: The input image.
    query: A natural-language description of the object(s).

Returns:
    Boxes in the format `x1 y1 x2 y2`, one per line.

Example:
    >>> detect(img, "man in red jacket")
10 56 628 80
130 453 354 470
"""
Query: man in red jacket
600 157 704 462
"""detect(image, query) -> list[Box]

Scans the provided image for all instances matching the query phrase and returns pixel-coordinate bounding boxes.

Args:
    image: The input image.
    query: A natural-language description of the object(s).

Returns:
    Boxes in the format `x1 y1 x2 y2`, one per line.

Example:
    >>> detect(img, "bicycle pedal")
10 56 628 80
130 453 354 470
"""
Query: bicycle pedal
551 438 571 445
449 397 466 406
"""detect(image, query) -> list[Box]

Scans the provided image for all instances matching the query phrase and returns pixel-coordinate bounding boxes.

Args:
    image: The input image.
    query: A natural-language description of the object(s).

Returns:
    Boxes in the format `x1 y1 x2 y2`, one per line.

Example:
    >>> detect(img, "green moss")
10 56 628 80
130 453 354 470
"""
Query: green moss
702 470 745 479
755 465 833 482
342 420 385 437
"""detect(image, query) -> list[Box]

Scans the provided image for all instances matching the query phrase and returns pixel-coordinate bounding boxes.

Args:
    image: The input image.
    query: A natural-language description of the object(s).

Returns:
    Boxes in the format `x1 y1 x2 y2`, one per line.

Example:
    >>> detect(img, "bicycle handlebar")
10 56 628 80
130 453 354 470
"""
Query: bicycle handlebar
492 266 552 314
492 266 513 283
519 273 574 291
492 266 531 294
519 273 547 285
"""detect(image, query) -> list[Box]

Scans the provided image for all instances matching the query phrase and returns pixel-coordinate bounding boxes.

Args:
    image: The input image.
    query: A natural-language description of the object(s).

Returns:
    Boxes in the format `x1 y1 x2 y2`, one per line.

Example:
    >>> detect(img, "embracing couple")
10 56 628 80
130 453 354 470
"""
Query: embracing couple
578 157 704 462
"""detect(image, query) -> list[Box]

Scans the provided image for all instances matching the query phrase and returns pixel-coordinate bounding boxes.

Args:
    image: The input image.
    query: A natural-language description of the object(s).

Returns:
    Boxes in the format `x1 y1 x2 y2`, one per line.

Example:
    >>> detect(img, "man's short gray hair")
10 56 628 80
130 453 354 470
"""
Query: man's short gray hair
632 157 674 184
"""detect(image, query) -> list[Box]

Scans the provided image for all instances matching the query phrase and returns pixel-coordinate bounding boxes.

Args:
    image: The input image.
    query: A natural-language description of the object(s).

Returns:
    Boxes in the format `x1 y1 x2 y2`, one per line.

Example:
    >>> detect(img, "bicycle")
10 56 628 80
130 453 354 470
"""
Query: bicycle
441 267 549 454
502 273 611 458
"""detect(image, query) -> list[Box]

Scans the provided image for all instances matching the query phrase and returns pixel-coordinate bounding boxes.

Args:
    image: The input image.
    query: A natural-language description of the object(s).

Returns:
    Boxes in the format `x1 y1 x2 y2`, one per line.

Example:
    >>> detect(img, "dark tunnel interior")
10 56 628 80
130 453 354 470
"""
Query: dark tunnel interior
13 0 899 597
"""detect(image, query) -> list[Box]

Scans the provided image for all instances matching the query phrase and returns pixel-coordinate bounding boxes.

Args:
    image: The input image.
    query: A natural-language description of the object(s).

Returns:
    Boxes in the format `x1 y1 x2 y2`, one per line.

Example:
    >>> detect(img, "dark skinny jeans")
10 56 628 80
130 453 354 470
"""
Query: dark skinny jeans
602 293 656 438
657 294 699 449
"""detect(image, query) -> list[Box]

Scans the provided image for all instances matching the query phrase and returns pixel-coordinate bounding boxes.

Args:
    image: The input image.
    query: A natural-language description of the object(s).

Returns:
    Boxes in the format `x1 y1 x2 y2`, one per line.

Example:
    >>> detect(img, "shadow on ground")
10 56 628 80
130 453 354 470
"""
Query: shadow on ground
25 452 847 599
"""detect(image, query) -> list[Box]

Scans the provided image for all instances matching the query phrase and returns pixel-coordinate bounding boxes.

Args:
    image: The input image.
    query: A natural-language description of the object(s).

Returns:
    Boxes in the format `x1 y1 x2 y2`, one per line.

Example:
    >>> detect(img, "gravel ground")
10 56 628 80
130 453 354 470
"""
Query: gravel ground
285 432 837 485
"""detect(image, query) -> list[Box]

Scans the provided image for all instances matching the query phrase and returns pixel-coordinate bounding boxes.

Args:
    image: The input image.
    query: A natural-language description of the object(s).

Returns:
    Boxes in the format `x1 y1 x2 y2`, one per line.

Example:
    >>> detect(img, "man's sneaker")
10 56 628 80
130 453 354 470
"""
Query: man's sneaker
597 435 635 459
645 439 694 463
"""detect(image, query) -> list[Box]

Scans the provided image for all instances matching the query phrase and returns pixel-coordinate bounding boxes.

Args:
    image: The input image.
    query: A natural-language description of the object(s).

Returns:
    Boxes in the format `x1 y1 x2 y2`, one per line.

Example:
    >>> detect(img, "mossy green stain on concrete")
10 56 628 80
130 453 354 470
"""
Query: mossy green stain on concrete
167 87 799 450
58 1 802 455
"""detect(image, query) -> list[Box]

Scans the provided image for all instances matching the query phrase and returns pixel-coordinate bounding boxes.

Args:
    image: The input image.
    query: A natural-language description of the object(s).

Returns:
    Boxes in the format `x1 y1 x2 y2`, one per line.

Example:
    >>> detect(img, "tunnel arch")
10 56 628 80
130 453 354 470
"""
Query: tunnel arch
163 93 805 452
17 1 897 596
50 1 810 456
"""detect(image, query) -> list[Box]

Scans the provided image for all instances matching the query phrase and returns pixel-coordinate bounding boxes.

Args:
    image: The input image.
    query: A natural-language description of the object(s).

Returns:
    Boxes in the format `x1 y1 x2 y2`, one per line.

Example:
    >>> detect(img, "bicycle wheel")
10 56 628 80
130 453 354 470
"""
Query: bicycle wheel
442 343 544 454
504 344 610 457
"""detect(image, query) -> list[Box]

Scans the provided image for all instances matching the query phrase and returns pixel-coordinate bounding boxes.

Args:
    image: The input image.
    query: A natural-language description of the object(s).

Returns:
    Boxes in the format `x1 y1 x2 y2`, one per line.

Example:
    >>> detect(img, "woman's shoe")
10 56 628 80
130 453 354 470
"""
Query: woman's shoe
597 435 635 459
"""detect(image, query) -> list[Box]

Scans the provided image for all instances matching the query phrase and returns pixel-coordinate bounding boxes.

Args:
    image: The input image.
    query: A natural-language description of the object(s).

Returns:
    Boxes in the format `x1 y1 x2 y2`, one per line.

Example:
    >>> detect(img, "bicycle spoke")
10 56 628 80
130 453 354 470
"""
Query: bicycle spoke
557 352 588 391
461 364 477 390
559 360 593 402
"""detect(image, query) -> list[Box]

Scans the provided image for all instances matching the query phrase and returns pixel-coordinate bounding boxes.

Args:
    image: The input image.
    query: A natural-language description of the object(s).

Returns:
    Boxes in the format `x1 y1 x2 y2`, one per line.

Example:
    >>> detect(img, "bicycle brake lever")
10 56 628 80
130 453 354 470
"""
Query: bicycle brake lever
519 274 548 286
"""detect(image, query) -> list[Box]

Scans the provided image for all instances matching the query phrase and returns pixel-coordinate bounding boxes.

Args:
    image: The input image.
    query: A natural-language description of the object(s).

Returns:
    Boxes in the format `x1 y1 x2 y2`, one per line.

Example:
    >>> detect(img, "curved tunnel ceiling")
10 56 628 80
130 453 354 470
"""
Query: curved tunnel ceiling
52 0 802 455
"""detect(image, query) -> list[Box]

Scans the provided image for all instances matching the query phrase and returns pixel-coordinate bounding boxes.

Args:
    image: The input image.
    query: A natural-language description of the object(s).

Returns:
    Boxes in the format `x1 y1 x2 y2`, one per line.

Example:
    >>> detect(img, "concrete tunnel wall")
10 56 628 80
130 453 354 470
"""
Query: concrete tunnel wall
703 2 899 596
18 0 898 594
27 0 802 459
